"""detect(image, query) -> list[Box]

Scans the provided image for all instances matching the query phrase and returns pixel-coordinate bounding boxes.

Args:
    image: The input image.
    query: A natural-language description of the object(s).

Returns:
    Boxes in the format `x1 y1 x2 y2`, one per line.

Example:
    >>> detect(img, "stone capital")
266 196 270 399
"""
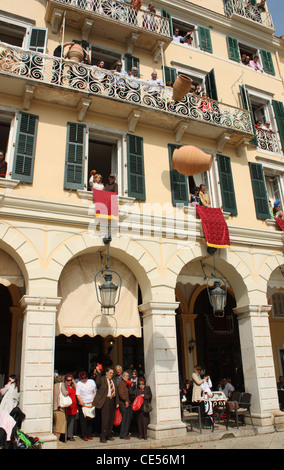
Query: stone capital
20 295 62 310
233 304 272 318
139 301 179 318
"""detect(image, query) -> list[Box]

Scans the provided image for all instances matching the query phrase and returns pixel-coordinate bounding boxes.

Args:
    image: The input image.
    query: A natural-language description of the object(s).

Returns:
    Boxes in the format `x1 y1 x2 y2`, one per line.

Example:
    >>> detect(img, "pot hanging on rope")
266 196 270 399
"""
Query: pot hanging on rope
172 73 193 101
172 145 213 176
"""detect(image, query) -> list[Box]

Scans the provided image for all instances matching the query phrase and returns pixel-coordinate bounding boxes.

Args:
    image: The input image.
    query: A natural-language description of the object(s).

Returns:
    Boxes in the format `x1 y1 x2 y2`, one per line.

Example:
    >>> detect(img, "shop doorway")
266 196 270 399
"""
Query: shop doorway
194 289 244 390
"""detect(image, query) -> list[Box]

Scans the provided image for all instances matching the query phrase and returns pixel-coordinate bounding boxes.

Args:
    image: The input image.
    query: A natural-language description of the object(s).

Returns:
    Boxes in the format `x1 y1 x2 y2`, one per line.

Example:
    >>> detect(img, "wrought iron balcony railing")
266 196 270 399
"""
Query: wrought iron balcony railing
0 43 253 135
256 128 280 153
53 0 172 38
224 0 274 29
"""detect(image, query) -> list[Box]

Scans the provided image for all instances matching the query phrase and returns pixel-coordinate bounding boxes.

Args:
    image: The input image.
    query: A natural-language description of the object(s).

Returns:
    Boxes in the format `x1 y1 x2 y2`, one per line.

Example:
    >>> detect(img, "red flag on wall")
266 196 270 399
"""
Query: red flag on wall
196 206 230 249
92 189 119 220
275 218 284 232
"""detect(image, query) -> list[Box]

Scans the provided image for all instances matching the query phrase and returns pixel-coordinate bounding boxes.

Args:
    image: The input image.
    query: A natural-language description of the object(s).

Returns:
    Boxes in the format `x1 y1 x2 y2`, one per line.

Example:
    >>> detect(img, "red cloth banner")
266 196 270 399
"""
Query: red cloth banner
92 189 119 220
275 218 284 232
196 206 230 249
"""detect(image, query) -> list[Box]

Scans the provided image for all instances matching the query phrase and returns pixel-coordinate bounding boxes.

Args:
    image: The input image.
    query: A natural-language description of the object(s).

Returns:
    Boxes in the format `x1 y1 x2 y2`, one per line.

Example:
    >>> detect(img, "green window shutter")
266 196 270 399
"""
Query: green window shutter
161 8 172 36
168 144 189 206
249 162 270 220
217 155 237 215
28 27 47 53
198 26 212 53
272 100 284 152
64 123 86 190
205 68 218 101
12 112 38 183
239 85 258 146
260 50 275 75
124 54 140 75
127 134 145 201
226 36 240 62
162 66 177 84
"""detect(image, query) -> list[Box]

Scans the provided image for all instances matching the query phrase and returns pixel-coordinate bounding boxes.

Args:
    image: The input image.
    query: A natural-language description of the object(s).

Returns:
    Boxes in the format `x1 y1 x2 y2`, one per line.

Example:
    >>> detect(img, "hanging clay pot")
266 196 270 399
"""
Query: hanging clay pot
66 43 84 63
172 145 213 176
172 73 193 101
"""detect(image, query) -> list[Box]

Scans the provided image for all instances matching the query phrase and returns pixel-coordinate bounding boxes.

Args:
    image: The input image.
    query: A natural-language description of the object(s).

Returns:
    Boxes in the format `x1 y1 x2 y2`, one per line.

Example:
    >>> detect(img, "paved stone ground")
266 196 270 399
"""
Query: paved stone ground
57 421 281 450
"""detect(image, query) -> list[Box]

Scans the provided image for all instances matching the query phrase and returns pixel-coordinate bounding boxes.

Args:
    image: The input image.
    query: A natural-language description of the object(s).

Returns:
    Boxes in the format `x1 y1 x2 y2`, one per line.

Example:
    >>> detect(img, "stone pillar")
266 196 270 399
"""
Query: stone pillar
139 301 187 439
234 304 284 428
19 295 61 449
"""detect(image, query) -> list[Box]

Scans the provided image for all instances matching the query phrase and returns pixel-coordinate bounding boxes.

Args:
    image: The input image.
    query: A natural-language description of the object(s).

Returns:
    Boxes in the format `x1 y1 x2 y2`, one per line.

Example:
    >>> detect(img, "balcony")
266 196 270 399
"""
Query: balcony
256 128 280 154
0 43 254 146
224 0 274 31
45 0 172 56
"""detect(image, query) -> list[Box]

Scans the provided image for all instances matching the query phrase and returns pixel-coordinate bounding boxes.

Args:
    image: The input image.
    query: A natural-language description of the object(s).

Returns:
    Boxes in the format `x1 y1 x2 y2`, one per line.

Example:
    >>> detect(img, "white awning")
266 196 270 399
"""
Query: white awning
57 253 141 338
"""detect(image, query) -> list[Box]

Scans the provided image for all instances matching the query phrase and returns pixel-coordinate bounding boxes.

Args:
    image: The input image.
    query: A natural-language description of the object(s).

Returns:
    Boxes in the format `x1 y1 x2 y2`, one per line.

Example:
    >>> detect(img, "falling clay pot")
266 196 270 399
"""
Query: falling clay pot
172 145 213 176
172 74 193 101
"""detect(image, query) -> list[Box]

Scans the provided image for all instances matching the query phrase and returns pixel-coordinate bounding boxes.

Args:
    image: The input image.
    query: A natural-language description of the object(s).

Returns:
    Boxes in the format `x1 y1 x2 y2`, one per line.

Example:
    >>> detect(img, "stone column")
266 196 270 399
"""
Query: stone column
19 295 61 449
139 301 187 439
234 304 284 428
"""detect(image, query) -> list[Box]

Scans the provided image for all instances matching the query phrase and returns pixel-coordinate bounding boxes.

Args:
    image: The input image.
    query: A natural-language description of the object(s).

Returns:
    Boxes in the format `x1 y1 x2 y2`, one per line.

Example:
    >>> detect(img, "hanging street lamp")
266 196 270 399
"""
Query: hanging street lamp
94 235 121 315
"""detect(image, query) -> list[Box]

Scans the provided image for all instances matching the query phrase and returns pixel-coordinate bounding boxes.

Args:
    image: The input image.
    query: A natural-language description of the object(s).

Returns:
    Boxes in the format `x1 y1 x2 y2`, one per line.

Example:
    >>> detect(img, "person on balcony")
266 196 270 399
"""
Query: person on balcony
261 121 273 132
111 61 128 86
89 170 105 190
142 3 158 31
273 200 284 220
199 184 211 207
256 0 266 13
105 174 118 194
249 55 263 72
144 71 164 97
173 28 192 44
0 151 7 178
241 53 250 66
190 187 201 206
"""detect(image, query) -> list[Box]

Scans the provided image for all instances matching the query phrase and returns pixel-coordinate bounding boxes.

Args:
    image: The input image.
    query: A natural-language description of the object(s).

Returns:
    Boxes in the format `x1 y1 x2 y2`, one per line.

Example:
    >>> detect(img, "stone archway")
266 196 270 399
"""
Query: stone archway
0 249 25 381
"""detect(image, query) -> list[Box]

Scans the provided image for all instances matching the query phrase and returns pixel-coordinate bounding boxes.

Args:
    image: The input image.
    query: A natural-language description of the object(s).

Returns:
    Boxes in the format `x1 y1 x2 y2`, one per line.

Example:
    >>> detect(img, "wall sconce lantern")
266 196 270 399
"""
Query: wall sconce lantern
188 338 196 353
94 235 121 315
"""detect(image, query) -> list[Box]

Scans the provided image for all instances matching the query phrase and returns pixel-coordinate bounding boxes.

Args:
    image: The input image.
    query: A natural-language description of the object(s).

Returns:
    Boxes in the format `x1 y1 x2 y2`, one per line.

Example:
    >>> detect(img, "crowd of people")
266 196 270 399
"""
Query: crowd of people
53 365 152 443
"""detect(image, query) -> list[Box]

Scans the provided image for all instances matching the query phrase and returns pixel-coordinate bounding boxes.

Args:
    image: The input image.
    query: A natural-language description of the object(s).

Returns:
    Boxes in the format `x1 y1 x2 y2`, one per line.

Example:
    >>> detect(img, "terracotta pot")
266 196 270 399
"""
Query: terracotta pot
172 74 193 101
131 0 143 9
172 145 213 176
66 44 84 63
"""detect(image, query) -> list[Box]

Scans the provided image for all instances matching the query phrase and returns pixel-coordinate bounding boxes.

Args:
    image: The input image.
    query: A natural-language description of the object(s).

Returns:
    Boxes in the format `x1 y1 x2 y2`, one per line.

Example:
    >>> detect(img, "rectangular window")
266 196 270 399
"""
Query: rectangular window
260 49 275 75
249 161 270 220
198 26 213 53
64 122 86 190
168 144 189 206
217 155 238 215
126 134 145 201
226 36 240 62
12 112 39 184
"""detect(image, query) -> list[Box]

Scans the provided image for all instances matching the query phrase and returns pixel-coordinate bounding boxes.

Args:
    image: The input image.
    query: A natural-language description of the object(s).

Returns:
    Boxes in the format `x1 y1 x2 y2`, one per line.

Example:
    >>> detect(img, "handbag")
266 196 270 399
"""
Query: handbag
143 401 153 413
59 383 72 408
114 408 122 426
82 405 96 419
132 394 144 411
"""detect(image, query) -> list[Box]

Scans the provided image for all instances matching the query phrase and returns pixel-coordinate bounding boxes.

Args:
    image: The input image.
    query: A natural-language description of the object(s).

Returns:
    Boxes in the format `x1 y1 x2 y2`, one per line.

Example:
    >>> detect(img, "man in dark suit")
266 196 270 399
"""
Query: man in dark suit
94 367 119 443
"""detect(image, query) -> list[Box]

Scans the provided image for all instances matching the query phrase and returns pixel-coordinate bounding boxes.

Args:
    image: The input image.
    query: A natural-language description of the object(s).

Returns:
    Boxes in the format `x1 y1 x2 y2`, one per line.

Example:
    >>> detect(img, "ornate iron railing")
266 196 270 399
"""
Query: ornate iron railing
224 0 274 28
0 43 253 134
256 128 280 153
53 0 172 37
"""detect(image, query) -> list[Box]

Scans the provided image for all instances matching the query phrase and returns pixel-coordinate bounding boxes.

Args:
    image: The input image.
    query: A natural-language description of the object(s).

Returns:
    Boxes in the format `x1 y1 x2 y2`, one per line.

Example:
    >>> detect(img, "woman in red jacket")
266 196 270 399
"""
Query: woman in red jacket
64 374 78 441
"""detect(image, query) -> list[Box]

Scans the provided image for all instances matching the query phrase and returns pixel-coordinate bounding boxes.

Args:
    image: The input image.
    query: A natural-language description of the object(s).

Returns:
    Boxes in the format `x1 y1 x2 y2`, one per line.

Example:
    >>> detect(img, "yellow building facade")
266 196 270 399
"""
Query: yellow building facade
0 0 284 447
